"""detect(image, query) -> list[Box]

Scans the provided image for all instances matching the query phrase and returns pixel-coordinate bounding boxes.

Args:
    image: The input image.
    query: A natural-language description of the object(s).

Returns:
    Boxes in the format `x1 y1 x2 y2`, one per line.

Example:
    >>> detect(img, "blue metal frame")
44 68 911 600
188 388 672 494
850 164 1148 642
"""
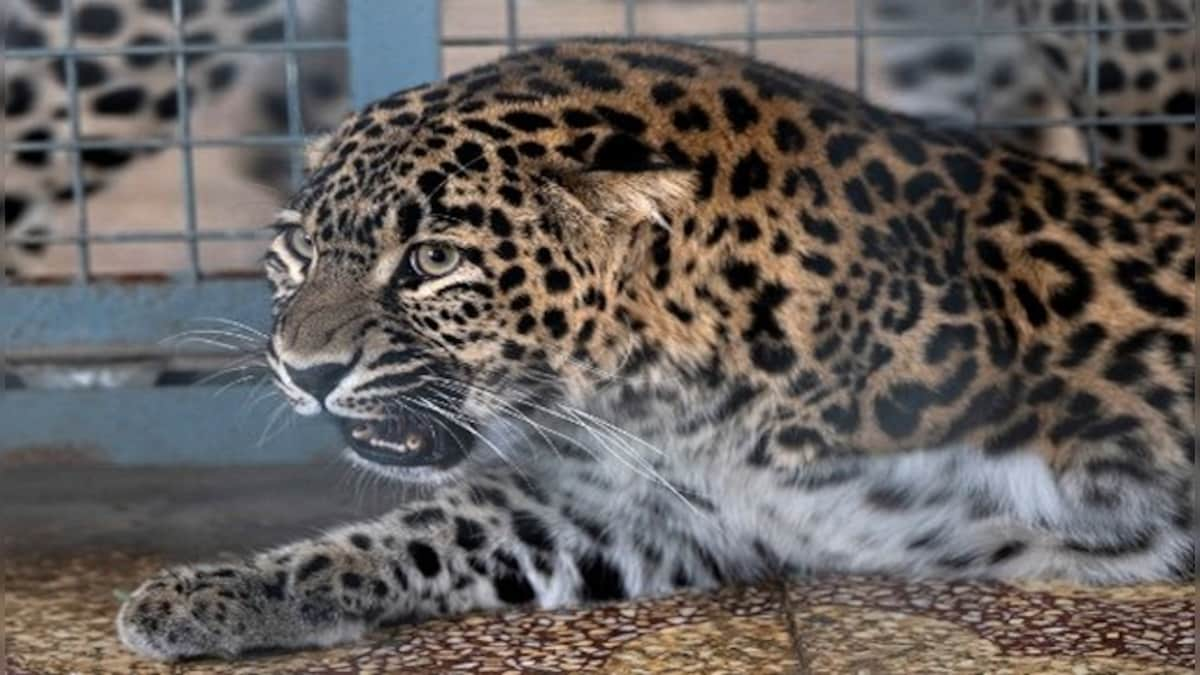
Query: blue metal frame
0 278 349 467
1 1 444 466
2 280 271 350
1 386 342 465
349 0 442 108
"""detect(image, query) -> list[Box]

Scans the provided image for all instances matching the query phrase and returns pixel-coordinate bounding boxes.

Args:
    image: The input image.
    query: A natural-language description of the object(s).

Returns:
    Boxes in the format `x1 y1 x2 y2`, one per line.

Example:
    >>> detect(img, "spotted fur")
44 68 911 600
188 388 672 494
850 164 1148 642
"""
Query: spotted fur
117 39 1194 661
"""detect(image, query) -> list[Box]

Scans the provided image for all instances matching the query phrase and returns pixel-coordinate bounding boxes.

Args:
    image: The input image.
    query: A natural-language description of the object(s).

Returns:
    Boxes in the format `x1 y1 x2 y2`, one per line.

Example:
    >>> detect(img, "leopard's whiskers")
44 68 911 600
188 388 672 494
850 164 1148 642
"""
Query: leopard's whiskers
256 401 292 448
425 378 562 458
415 153 492 214
191 316 269 340
410 395 529 481
423 375 702 516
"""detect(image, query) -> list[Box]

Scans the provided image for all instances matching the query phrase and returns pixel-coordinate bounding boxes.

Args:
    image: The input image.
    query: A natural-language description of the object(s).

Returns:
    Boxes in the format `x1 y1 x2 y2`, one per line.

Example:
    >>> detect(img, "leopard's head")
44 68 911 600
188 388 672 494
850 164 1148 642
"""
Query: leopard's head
264 103 693 478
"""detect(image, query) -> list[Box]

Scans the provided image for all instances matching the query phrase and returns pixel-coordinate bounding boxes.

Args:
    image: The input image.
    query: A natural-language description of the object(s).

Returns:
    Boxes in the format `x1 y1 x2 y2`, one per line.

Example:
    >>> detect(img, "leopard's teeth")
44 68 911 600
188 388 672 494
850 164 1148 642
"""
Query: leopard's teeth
368 437 412 453
349 420 428 454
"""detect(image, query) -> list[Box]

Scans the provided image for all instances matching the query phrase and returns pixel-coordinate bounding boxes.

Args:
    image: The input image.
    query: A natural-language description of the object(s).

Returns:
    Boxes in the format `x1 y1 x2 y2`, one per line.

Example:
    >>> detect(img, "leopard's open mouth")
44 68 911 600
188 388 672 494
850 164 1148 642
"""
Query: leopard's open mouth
338 412 470 468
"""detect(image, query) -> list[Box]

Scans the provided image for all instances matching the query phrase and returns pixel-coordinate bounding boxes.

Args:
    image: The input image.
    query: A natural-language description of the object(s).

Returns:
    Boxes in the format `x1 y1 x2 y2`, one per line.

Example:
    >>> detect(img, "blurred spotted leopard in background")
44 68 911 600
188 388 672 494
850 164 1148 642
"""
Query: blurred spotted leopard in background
874 0 1196 169
116 38 1194 661
2 0 348 276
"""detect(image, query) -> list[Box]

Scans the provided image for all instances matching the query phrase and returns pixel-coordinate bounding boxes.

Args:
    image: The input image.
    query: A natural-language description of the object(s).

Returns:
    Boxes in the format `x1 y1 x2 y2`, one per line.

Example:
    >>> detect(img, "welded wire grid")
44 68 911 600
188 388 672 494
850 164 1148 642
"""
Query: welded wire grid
3 0 346 284
3 0 1197 286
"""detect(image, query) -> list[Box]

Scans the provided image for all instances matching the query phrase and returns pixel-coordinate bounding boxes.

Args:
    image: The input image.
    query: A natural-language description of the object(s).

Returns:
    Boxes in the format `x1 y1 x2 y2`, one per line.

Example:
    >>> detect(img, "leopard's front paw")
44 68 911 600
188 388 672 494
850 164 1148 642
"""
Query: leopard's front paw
117 566 258 660
118 562 369 661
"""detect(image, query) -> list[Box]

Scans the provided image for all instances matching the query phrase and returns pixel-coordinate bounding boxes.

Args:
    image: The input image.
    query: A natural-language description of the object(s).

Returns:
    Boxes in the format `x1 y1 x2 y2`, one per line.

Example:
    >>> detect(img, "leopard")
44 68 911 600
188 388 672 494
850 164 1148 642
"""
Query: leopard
114 38 1195 661
2 0 348 277
873 0 1196 171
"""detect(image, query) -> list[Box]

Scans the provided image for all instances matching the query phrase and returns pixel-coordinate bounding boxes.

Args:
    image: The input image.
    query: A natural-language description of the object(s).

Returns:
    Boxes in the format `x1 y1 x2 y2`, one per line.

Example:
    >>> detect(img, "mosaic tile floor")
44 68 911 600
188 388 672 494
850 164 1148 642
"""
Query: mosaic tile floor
5 552 1194 674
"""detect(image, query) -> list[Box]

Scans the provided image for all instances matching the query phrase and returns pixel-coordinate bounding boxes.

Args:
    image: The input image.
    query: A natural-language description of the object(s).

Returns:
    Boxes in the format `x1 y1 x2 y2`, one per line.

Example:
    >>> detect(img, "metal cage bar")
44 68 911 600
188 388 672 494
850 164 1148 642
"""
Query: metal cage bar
61 0 93 282
853 0 867 97
427 19 1198 45
282 0 307 189
971 0 987 126
3 17 1194 62
506 0 520 54
171 0 203 280
1083 0 1102 168
4 40 348 59
745 0 758 57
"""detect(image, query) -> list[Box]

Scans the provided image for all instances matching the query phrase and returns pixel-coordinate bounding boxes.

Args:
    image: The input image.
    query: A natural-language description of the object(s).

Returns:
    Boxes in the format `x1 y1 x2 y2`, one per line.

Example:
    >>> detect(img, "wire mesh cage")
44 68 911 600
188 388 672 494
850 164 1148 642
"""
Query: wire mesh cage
2 0 351 282
4 0 1195 282
1 0 1196 464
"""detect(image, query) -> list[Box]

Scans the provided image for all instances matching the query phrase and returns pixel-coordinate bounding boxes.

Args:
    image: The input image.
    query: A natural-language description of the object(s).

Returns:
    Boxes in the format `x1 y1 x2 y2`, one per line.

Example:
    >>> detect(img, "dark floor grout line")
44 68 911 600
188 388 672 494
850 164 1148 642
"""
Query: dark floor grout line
776 577 811 675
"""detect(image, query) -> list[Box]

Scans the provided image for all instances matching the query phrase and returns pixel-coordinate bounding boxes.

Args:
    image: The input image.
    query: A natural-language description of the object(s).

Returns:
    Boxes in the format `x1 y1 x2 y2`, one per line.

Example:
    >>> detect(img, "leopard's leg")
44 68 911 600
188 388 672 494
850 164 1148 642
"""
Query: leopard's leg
116 469 722 661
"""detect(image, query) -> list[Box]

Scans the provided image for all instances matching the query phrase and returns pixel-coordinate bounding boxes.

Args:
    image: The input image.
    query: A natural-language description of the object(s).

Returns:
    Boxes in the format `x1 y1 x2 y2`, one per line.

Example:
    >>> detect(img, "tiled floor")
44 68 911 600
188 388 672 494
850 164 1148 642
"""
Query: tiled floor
3 467 1195 674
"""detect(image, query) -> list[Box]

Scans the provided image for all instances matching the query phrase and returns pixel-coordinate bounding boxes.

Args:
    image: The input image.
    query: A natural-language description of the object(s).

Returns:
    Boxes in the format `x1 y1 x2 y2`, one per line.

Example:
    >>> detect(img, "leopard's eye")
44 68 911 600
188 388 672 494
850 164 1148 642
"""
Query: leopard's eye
410 242 461 277
286 227 315 261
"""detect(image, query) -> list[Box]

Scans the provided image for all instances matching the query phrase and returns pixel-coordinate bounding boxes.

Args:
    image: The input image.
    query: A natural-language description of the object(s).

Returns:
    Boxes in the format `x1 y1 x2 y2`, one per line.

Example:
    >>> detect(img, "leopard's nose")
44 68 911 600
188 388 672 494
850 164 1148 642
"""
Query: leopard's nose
284 360 353 405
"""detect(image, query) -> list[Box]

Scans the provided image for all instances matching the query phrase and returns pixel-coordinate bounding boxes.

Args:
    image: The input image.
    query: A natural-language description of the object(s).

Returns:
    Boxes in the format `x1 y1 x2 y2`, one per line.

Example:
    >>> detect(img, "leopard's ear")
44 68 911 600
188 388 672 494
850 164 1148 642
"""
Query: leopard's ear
304 132 335 173
558 167 695 228
546 140 695 229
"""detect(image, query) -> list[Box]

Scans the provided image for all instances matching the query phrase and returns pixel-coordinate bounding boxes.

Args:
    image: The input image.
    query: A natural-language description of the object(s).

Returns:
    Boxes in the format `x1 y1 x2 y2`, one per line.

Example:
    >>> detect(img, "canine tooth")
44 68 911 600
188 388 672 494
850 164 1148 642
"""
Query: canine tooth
351 424 374 441
405 433 424 451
